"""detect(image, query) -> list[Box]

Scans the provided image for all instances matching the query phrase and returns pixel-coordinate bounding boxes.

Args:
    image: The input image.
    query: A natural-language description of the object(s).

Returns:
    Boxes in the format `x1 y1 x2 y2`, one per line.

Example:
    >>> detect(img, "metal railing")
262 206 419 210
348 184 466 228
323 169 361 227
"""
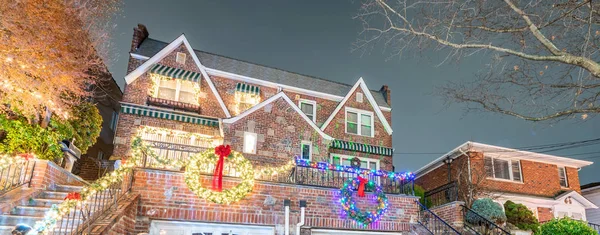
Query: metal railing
424 181 458 208
139 140 207 170
462 205 510 235
51 172 133 234
416 200 461 234
0 159 36 195
589 222 600 234
147 96 201 114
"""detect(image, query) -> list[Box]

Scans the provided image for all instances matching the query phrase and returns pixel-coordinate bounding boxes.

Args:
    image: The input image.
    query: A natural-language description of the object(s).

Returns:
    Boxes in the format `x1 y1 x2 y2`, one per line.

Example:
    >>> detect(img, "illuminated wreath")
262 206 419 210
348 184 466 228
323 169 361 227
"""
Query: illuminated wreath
340 177 389 226
184 149 255 205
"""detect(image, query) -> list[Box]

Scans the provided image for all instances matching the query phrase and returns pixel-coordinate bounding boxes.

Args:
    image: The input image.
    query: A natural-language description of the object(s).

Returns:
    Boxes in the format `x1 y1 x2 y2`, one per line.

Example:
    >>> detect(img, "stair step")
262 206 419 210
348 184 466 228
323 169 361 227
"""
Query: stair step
54 184 83 193
12 205 51 217
28 198 63 207
0 214 82 231
39 191 69 200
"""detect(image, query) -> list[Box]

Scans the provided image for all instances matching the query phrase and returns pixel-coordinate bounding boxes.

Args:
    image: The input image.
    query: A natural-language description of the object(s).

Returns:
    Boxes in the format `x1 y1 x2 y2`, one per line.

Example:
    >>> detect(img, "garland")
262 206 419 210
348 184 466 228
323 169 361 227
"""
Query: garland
340 176 389 226
184 148 254 205
0 153 33 171
295 158 415 181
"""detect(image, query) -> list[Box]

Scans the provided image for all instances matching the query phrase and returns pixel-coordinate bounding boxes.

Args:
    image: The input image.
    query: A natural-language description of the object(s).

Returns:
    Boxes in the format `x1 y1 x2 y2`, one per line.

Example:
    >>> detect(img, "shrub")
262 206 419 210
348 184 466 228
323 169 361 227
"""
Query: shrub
539 217 596 235
67 102 102 154
467 198 507 224
504 200 539 233
413 184 433 208
0 116 64 160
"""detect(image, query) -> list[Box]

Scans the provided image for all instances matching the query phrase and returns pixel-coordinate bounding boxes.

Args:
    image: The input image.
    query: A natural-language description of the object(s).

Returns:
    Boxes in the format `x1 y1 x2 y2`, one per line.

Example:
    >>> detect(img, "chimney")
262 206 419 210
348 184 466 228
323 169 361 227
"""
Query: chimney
380 85 391 106
131 24 149 52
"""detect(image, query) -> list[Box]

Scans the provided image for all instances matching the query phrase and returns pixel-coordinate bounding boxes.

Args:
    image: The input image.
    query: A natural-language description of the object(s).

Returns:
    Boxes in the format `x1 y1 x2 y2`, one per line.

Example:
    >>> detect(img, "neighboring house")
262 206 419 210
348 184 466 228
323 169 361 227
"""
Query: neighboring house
416 141 598 223
107 24 417 234
582 182 600 225
73 74 123 181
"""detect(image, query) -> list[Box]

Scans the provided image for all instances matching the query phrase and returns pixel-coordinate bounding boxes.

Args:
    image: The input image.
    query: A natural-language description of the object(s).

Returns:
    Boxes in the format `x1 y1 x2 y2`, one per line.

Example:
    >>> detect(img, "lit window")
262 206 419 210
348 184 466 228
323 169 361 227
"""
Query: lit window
176 52 186 64
484 157 522 182
331 154 379 170
243 132 257 154
156 79 198 105
558 167 568 188
110 111 119 131
298 99 316 122
300 141 312 160
345 108 373 137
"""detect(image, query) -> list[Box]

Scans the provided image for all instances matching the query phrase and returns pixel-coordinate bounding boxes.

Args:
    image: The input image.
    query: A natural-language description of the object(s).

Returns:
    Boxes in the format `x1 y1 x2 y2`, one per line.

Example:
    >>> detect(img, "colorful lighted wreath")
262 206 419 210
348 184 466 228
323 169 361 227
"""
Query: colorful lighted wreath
340 176 389 226
184 148 255 205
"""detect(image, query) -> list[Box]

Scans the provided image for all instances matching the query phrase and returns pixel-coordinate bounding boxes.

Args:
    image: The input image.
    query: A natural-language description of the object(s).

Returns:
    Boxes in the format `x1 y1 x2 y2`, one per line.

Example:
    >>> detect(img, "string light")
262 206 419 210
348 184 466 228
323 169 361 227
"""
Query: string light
0 154 33 171
340 177 389 226
295 158 415 181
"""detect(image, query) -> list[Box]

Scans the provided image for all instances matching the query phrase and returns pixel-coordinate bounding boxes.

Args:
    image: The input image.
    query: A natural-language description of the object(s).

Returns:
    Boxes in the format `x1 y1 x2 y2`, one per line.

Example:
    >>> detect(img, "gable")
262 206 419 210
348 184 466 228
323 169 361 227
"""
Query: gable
124 34 231 118
321 78 392 136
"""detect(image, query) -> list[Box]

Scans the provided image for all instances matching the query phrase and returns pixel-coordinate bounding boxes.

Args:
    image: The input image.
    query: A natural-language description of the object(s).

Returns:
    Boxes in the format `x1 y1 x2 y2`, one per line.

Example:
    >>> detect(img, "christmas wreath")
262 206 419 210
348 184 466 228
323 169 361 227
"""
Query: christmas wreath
184 146 255 205
340 176 389 226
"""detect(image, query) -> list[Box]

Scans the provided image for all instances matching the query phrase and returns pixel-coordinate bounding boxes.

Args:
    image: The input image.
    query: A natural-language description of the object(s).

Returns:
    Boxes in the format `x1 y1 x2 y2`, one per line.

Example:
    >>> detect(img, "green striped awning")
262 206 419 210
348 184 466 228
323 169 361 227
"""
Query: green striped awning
330 139 394 156
235 83 260 96
150 64 201 82
120 103 218 127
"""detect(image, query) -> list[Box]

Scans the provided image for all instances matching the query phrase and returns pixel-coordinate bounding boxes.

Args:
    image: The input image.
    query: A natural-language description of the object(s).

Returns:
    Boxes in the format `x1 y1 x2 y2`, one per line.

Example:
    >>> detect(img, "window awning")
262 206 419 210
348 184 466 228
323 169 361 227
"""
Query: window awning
235 83 260 96
150 64 201 82
330 139 393 156
120 103 218 127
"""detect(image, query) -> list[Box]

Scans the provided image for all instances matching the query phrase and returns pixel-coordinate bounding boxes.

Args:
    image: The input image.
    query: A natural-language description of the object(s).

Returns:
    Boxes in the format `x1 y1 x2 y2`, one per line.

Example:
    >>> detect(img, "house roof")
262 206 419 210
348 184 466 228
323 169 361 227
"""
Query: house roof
582 182 600 193
415 141 594 178
495 190 598 209
132 38 391 108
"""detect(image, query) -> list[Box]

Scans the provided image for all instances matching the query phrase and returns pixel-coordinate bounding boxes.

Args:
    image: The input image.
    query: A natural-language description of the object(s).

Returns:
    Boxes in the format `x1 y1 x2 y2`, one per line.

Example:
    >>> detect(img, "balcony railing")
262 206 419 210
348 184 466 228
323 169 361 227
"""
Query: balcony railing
136 148 415 195
424 181 458 208
589 222 600 233
139 140 208 170
0 159 35 195
147 96 201 114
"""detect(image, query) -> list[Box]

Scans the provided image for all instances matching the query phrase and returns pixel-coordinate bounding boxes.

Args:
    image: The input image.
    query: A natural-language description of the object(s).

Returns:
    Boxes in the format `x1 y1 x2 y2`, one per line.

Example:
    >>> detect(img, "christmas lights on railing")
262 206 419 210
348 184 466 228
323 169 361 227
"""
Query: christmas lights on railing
294 158 415 181
0 153 35 171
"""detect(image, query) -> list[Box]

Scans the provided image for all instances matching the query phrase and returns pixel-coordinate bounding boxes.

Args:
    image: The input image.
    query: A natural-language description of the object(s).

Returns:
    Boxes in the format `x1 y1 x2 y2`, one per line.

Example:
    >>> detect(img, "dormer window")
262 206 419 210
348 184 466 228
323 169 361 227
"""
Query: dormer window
298 99 316 122
156 79 198 105
234 83 261 114
176 52 186 64
345 108 373 137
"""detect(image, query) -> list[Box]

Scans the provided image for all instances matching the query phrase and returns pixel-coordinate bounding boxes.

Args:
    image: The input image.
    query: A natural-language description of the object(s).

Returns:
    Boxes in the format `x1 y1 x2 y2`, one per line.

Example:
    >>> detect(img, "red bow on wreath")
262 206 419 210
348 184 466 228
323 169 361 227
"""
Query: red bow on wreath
357 176 369 197
65 192 81 200
212 145 231 191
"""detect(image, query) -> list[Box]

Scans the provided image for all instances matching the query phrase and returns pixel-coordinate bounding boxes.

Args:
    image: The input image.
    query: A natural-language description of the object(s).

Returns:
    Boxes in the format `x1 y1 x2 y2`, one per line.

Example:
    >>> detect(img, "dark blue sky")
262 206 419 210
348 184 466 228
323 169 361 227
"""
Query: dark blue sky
108 1 599 184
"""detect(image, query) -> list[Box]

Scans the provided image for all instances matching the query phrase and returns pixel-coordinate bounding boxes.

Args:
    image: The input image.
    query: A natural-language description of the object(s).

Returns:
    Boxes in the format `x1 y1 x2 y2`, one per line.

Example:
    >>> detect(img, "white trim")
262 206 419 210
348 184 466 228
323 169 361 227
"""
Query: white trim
298 98 317 122
555 191 599 209
243 132 257 154
485 156 523 183
300 140 312 160
223 92 334 140
558 166 569 188
321 78 393 135
130 53 150 60
124 35 231 118
345 107 375 137
311 229 402 235
330 153 380 170
150 220 275 235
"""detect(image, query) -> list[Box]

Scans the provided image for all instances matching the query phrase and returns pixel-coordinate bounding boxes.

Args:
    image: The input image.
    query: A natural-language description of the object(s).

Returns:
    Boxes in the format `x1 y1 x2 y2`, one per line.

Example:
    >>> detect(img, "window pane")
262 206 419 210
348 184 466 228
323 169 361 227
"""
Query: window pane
572 212 582 220
511 161 521 182
484 157 494 177
361 114 371 126
243 133 256 154
493 159 510 180
300 103 314 115
342 159 351 166
301 143 311 160
360 160 367 169
370 162 377 170
306 114 314 121
179 81 196 92
157 88 176 100
333 156 340 165
347 122 358 134
559 167 568 187
160 79 177 89
360 125 371 136
347 112 358 122
178 91 197 104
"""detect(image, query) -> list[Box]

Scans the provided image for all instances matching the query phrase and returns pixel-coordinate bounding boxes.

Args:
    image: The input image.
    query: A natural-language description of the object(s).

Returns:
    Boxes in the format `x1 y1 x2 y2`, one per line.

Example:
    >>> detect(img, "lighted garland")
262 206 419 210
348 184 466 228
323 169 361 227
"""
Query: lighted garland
295 158 415 181
130 137 187 169
0 153 33 171
184 149 255 205
340 177 389 226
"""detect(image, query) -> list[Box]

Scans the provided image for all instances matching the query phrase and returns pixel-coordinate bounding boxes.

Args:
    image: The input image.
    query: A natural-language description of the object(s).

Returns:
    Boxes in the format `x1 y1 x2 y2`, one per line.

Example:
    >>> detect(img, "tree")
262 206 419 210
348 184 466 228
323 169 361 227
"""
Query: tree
504 200 540 233
356 0 600 122
467 198 507 224
0 0 120 122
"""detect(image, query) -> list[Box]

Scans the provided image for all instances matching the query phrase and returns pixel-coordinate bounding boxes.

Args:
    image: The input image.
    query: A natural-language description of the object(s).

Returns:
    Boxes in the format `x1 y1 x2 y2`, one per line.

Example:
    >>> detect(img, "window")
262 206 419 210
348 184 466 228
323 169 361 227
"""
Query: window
156 79 198 105
558 167 568 188
298 99 316 122
331 154 379 170
345 108 373 137
243 132 257 154
97 151 104 160
356 92 363 103
484 156 522 182
572 212 582 220
109 111 118 130
176 52 186 64
300 141 312 160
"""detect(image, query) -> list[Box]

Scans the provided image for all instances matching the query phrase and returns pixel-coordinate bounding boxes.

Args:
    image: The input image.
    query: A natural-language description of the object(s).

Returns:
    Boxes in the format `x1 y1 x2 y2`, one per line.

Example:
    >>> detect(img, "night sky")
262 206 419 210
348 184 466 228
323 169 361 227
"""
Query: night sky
108 1 599 184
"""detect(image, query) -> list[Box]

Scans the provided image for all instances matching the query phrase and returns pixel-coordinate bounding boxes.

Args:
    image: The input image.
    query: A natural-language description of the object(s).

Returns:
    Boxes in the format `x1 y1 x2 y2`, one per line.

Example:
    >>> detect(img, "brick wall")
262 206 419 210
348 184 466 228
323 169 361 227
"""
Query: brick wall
131 168 418 234
75 155 101 181
87 193 140 235
416 155 468 192
30 160 86 189
430 201 464 230
537 207 553 223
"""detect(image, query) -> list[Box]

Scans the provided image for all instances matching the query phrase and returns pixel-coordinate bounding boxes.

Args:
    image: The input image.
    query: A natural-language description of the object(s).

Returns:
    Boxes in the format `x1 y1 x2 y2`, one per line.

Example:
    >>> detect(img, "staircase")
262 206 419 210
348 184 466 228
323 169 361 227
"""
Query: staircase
0 184 83 234
414 201 461 235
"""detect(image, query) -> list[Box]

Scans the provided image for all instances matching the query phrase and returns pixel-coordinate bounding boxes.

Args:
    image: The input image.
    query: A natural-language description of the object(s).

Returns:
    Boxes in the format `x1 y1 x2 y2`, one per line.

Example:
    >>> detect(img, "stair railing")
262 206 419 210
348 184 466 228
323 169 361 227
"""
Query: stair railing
461 205 510 235
589 222 600 233
0 159 36 196
416 200 461 234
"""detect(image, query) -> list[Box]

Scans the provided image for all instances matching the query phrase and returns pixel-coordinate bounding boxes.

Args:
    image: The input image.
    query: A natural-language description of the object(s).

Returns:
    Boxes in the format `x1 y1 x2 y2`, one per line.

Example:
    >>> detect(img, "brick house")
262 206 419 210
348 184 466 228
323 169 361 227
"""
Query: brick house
415 141 598 223
582 182 600 225
107 24 418 234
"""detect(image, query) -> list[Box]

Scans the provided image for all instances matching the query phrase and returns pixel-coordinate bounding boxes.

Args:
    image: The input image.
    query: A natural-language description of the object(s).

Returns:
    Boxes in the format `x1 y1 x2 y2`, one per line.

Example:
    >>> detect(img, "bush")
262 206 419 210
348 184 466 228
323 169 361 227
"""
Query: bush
467 198 507 224
504 200 539 233
539 217 596 235
67 102 102 154
413 184 433 208
0 116 64 160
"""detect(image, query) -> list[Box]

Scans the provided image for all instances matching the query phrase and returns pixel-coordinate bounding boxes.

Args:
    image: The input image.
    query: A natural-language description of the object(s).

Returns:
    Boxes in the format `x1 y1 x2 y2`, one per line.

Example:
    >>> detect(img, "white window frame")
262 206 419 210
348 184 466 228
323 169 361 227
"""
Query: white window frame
485 156 523 183
300 140 312 160
298 99 317 122
558 166 569 188
345 107 374 137
330 153 380 170
243 132 257 154
155 79 198 105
